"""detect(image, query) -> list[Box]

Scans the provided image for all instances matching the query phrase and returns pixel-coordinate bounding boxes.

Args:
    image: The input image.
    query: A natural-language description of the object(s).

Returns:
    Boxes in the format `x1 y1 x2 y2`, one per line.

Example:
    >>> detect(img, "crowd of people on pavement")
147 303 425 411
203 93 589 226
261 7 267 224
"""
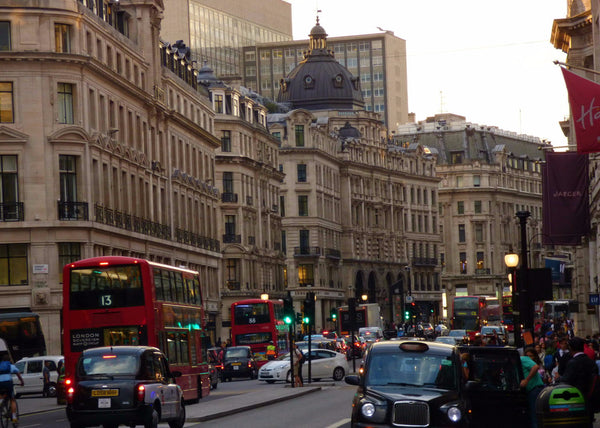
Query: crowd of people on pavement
517 319 600 428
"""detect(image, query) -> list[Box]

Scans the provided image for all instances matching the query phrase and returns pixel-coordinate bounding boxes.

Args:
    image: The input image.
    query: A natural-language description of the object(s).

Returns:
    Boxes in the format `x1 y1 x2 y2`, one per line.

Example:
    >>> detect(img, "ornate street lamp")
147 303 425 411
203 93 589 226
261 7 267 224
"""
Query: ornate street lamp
504 253 521 348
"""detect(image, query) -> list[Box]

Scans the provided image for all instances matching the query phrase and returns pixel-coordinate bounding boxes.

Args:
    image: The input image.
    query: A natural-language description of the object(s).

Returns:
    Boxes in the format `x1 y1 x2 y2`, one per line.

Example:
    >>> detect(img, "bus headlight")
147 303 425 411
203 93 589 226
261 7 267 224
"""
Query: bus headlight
447 406 462 422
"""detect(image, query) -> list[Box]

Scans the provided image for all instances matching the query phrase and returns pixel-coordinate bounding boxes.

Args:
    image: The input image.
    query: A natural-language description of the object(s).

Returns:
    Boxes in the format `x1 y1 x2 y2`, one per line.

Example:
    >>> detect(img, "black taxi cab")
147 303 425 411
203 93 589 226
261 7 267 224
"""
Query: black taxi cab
345 340 527 428
65 346 185 428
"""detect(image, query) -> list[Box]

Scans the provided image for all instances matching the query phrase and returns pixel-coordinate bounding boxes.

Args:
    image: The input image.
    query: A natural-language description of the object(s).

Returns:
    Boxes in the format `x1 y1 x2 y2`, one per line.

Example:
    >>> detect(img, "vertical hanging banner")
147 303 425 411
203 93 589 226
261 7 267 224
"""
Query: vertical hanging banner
542 152 589 245
561 67 600 154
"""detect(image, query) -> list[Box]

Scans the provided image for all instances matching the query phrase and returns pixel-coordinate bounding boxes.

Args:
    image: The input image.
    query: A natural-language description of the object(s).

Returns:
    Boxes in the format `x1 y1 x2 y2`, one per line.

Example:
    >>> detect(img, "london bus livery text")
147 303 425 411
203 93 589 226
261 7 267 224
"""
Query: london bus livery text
230 299 289 365
62 256 211 401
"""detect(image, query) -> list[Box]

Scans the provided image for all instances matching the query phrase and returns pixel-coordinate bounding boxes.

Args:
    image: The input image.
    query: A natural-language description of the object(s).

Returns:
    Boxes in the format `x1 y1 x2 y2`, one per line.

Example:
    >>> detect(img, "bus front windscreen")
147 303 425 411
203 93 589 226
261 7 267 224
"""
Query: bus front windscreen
69 264 144 309
233 303 270 325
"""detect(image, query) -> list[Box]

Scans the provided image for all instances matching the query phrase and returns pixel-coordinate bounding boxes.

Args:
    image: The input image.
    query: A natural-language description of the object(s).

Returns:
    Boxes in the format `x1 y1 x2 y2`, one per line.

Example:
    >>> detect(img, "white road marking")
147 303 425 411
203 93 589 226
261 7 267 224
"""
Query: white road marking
325 418 351 428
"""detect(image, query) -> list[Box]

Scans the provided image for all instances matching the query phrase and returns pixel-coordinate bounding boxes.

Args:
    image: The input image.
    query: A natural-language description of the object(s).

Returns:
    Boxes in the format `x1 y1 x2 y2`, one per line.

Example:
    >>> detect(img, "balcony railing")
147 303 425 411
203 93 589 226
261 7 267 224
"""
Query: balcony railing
325 248 341 259
94 203 171 240
175 229 220 252
58 201 89 221
221 192 238 203
223 234 241 243
294 246 321 257
412 257 438 267
0 202 24 221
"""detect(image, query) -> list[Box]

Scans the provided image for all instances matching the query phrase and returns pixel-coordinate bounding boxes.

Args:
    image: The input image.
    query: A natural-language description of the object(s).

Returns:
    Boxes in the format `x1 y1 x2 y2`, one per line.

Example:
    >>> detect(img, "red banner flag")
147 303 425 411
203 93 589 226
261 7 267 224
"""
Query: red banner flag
561 67 600 154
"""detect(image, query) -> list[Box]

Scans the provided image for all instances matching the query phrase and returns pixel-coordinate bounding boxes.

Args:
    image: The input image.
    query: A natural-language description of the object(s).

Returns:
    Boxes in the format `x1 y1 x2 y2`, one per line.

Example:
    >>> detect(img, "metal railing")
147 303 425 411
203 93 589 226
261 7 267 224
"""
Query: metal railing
58 201 89 221
0 202 24 221
294 246 321 257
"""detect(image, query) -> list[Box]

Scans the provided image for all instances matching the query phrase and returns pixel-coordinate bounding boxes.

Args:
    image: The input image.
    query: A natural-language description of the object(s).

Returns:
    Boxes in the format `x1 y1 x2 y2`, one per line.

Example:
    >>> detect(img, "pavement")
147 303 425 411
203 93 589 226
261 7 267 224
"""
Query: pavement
17 383 323 423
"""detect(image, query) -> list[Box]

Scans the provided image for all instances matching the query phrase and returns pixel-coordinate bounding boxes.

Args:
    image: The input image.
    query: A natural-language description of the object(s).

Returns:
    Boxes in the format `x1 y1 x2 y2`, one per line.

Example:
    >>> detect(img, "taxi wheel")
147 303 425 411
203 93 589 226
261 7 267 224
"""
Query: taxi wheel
144 407 159 428
168 402 185 428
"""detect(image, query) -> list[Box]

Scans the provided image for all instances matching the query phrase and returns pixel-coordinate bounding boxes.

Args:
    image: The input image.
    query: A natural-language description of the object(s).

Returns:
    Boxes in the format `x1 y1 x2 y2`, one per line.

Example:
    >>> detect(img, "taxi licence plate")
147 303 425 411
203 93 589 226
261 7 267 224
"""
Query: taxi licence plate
98 398 111 408
91 389 119 397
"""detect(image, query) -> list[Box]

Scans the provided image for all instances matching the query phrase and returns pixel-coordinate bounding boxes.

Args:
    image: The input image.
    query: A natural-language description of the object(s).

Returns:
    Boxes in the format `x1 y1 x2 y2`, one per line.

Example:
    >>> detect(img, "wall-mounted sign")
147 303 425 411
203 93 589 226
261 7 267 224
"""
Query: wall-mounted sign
32 264 48 274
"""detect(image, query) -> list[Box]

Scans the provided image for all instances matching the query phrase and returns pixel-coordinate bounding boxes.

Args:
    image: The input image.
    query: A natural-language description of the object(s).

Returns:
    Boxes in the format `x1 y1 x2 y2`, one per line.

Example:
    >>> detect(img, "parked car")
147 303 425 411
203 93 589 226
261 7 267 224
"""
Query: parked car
258 348 348 383
221 346 258 381
13 355 64 398
66 346 185 428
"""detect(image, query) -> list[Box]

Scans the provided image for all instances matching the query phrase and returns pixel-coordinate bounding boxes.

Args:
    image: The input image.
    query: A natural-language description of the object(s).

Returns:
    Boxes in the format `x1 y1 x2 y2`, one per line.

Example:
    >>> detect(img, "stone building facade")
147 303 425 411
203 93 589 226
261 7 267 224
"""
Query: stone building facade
269 21 441 332
198 66 287 335
0 0 222 352
551 0 599 336
394 114 548 319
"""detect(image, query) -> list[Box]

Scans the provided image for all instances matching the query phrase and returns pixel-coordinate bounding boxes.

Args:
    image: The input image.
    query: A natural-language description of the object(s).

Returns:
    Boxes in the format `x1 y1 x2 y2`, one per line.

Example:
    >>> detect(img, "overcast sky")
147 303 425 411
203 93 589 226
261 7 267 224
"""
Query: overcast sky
285 0 569 147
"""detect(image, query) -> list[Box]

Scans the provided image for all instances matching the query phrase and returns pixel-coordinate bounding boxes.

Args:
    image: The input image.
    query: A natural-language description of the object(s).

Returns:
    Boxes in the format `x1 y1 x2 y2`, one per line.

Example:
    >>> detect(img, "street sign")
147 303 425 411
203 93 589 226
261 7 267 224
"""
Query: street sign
405 295 414 303
589 294 600 306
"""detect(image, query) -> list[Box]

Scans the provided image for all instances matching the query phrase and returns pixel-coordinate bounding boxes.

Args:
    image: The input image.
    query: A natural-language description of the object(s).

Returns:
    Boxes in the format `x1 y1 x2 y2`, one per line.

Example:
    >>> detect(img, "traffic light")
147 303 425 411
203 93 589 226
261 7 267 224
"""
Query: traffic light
304 292 315 325
283 292 294 325
404 310 410 320
330 308 337 321
296 312 302 324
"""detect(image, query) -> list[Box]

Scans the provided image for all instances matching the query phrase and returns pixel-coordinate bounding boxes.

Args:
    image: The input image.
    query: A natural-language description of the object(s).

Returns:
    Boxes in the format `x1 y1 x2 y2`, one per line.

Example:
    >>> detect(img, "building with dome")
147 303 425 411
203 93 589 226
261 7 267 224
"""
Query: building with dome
269 20 441 332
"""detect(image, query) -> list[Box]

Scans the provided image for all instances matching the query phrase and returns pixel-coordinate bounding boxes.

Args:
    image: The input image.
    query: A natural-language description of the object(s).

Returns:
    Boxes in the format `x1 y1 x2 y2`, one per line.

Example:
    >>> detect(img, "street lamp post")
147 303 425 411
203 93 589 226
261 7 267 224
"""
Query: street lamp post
505 253 521 349
516 211 532 338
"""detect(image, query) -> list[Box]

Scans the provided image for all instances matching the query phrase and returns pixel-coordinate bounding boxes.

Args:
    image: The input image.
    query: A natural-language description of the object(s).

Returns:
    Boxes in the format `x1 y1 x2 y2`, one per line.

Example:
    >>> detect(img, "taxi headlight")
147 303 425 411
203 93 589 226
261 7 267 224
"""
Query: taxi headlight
447 406 462 422
361 402 376 418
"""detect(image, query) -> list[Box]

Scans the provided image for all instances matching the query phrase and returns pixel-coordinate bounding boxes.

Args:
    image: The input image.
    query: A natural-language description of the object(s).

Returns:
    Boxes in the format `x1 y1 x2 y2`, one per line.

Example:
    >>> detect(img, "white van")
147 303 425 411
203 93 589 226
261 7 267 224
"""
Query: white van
13 355 63 397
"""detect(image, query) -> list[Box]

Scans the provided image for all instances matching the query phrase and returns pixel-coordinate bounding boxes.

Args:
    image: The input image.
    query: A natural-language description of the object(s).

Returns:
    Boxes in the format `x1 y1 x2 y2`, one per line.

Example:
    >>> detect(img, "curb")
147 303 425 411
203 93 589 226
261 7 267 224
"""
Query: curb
187 386 322 422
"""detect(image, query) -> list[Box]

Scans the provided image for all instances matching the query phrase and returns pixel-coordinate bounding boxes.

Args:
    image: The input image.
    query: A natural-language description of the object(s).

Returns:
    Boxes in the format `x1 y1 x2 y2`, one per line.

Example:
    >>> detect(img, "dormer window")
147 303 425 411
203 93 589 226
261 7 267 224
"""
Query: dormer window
303 75 315 89
333 74 344 88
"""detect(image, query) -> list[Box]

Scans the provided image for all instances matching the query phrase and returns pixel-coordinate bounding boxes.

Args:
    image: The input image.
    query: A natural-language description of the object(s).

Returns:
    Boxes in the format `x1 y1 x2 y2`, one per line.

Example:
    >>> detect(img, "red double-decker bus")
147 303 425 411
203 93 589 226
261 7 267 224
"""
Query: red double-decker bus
230 299 289 366
451 296 488 339
62 256 211 401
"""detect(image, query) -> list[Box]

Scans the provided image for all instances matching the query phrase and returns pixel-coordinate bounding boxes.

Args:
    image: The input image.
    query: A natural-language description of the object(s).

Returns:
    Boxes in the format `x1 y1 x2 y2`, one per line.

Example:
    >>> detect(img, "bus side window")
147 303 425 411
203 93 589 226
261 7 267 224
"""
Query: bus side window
154 268 164 300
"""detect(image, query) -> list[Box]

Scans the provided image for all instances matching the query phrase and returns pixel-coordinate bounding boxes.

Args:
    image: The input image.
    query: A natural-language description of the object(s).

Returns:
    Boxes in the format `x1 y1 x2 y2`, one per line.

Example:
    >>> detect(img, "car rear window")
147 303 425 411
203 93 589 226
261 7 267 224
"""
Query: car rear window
367 351 457 389
466 352 521 391
79 354 139 376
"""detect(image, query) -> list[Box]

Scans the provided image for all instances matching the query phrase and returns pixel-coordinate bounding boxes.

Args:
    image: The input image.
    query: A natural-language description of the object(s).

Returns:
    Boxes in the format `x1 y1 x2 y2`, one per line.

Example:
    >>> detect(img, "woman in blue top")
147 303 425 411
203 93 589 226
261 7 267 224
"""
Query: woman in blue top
0 353 24 423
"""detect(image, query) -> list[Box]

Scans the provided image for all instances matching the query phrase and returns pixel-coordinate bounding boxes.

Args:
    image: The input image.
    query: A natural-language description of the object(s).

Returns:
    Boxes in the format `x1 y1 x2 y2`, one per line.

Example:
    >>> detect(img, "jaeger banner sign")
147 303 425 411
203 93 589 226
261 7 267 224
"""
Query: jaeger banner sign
542 152 589 245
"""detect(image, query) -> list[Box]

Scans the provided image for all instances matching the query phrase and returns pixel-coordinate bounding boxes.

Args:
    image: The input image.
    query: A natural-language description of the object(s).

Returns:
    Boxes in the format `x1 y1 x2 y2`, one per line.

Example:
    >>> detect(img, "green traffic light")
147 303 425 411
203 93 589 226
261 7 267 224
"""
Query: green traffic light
284 315 292 325
303 316 309 324
332 314 337 320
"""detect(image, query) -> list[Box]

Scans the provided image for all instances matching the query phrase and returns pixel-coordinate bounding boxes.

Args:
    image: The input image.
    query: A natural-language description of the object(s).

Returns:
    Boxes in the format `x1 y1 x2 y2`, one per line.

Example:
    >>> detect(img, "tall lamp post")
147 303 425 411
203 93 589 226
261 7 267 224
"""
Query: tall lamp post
504 253 521 349
516 211 532 337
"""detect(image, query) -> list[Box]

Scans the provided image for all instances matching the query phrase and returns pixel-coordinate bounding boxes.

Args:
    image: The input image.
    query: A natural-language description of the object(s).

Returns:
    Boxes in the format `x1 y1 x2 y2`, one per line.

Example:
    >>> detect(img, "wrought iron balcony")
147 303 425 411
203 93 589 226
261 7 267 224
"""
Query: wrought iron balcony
294 246 321 257
58 201 89 221
325 248 341 259
223 234 241 243
411 257 438 267
221 192 238 203
0 202 24 221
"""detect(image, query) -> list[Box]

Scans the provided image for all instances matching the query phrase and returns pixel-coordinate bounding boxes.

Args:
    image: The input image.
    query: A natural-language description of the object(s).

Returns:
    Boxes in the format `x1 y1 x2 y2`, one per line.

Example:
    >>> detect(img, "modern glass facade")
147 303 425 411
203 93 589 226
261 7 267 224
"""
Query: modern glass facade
188 1 292 77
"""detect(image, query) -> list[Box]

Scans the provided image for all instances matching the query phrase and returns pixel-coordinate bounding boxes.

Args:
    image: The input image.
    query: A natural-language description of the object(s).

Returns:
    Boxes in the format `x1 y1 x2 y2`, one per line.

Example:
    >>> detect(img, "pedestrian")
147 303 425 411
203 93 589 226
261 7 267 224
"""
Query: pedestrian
559 337 598 427
293 343 304 387
266 340 276 360
520 346 546 428
553 336 572 378
42 360 51 397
